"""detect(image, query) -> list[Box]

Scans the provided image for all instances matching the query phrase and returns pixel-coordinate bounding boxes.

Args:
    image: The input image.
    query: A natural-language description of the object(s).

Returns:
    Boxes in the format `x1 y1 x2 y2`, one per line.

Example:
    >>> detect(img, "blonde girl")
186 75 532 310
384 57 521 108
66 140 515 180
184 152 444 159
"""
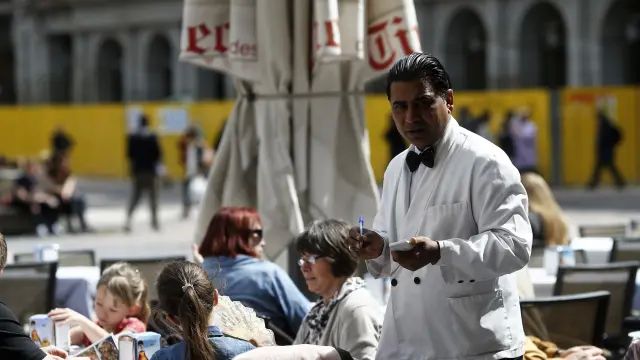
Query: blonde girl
49 262 150 345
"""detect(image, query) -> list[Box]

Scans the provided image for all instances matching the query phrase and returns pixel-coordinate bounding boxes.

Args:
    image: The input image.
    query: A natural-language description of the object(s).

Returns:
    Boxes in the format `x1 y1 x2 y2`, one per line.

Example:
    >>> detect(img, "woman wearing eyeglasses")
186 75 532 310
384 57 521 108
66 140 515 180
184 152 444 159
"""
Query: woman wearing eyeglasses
294 219 383 360
197 207 311 343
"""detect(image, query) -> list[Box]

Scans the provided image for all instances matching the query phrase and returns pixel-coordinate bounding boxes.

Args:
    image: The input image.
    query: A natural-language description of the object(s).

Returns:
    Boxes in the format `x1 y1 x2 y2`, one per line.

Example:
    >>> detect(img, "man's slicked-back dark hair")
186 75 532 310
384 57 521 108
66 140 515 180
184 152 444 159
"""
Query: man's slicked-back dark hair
386 53 452 99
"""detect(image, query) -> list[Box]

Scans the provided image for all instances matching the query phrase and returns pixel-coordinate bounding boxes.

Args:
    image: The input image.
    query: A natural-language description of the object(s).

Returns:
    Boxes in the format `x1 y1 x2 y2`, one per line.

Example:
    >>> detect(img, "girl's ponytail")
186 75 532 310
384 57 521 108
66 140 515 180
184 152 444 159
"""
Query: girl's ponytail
157 261 216 360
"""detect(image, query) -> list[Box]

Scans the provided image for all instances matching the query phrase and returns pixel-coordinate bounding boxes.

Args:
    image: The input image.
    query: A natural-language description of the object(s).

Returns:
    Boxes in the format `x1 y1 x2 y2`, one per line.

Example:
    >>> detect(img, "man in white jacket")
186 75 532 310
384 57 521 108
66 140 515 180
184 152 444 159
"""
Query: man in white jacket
348 53 532 360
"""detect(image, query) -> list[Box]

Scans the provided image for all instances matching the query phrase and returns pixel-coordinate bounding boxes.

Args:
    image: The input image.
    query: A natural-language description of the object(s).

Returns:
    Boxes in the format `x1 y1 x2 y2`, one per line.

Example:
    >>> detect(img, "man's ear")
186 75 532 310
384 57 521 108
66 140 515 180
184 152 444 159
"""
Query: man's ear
213 289 219 306
446 89 454 113
127 304 142 317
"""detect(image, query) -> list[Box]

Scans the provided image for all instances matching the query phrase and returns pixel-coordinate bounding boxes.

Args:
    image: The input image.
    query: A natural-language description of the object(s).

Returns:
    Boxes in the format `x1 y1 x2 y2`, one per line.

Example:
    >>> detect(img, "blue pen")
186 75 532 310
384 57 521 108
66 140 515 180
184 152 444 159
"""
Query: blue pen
358 216 364 236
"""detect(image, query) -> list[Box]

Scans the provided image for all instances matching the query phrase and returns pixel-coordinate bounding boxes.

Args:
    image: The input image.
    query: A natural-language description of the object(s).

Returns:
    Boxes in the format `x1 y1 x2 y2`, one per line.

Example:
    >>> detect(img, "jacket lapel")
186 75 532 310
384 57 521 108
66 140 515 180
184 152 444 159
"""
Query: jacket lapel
401 118 462 239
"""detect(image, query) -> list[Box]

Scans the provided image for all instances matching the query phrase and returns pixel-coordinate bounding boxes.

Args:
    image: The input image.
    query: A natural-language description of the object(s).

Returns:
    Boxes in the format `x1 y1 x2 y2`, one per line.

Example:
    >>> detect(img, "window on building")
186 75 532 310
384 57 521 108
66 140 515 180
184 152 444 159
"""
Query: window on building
0 16 15 103
147 35 173 100
48 35 72 103
602 0 640 85
444 8 487 90
97 38 123 102
519 2 566 88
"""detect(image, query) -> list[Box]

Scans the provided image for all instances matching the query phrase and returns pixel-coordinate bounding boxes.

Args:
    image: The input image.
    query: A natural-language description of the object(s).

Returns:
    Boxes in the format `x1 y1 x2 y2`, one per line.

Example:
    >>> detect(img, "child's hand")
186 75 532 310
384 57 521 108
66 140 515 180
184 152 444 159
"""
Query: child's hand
41 345 68 358
48 308 87 327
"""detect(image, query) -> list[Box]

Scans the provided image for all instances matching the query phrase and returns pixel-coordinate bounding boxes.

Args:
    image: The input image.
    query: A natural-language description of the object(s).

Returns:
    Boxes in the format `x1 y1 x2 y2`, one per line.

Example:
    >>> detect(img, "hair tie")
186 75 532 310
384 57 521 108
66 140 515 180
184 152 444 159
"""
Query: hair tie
182 283 194 292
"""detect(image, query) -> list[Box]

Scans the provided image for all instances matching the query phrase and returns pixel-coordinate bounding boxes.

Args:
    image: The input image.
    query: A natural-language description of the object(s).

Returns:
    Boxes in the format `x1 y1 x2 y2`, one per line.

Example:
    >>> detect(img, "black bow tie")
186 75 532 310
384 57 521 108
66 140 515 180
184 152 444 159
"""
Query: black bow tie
406 148 435 172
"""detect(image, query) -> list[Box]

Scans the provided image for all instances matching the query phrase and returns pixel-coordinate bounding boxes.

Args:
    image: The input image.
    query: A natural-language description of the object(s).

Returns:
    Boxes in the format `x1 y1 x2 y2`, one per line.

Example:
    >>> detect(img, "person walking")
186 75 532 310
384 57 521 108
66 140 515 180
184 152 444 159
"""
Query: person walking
124 114 163 232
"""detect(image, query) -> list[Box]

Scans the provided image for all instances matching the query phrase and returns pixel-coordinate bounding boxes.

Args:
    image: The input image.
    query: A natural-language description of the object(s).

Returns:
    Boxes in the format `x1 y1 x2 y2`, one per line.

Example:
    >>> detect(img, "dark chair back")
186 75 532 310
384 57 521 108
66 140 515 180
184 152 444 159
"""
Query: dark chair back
100 257 186 301
0 262 58 324
520 291 610 348
529 247 588 268
15 250 96 267
256 314 294 345
554 261 639 338
610 237 640 263
578 224 628 238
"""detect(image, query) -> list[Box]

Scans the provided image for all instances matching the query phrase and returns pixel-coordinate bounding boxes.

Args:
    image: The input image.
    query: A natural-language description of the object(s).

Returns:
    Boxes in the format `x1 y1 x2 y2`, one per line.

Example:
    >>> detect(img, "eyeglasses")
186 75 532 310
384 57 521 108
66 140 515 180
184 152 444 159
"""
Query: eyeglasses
248 229 263 238
297 255 328 267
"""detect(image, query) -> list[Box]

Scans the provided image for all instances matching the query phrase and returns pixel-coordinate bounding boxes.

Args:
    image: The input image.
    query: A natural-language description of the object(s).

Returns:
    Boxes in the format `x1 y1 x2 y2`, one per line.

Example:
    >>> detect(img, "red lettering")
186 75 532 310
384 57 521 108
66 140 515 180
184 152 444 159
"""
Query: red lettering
186 24 211 55
394 27 417 55
368 21 395 70
392 17 418 55
324 20 339 47
213 22 230 53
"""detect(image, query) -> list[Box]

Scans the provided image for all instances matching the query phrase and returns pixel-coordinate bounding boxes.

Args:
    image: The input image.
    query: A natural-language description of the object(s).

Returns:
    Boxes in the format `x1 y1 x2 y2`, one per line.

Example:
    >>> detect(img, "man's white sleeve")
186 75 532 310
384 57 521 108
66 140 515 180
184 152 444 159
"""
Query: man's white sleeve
436 154 532 281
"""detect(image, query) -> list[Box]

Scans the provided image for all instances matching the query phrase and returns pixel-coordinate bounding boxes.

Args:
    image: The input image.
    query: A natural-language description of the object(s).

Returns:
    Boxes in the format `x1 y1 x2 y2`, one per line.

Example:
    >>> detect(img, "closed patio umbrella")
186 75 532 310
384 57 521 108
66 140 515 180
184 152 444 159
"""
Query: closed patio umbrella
180 0 421 259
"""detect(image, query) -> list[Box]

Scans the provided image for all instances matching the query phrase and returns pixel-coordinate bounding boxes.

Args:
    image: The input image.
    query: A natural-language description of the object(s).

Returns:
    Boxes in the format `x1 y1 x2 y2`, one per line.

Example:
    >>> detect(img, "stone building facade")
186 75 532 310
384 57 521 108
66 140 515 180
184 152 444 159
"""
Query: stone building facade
0 0 638 104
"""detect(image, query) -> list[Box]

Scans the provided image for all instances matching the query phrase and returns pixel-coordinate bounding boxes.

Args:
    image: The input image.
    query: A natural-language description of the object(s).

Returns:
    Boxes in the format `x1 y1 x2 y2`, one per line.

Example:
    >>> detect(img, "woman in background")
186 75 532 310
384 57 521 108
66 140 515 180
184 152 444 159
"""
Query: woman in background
522 172 570 247
196 207 310 342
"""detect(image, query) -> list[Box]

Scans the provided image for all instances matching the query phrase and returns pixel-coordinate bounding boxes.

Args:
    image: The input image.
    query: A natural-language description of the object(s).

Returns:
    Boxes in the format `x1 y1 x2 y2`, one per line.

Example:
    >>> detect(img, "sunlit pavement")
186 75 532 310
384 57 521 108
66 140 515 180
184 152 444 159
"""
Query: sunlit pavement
5 179 640 262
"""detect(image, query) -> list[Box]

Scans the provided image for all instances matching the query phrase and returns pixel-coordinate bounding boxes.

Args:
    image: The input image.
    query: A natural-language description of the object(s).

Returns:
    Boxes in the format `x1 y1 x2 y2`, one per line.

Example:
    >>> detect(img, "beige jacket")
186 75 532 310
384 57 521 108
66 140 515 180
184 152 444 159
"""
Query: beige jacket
294 287 383 360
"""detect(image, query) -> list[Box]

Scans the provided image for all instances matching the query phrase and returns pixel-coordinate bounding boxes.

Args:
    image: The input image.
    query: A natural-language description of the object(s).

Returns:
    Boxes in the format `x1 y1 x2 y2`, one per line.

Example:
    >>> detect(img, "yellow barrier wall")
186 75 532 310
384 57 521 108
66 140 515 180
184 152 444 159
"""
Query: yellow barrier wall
561 87 640 186
364 95 394 182
0 105 127 177
0 102 232 180
2 88 635 186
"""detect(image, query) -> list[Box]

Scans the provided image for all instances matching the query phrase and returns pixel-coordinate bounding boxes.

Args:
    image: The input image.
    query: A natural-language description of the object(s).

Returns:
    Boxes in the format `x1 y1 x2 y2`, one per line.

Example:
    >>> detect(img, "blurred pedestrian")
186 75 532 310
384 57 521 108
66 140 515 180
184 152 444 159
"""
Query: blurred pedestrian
11 159 60 236
50 126 74 157
588 110 625 189
476 110 494 142
498 110 516 158
177 125 211 219
42 153 91 233
511 109 538 173
124 114 162 232
384 115 407 162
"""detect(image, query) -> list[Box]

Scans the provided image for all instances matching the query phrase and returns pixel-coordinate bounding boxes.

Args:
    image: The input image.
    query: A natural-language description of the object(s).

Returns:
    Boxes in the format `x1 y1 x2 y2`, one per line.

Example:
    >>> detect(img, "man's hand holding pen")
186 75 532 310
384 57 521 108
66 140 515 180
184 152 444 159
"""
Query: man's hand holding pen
348 226 385 260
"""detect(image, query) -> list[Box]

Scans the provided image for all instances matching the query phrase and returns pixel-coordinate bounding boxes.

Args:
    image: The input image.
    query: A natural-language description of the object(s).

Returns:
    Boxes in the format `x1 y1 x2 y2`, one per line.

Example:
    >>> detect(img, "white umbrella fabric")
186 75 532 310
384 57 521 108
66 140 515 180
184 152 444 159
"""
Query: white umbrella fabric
180 0 421 259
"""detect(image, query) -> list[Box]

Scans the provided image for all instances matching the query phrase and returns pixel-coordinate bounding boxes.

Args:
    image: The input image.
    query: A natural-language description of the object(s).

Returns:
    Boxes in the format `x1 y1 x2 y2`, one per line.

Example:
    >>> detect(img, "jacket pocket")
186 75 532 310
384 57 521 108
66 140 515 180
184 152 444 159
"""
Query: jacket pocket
446 290 511 356
425 202 477 241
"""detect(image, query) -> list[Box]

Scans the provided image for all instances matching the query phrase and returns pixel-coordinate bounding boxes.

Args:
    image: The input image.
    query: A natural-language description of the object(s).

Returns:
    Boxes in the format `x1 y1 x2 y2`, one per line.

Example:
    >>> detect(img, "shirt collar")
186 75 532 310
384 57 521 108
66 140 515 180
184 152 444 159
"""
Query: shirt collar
207 325 223 337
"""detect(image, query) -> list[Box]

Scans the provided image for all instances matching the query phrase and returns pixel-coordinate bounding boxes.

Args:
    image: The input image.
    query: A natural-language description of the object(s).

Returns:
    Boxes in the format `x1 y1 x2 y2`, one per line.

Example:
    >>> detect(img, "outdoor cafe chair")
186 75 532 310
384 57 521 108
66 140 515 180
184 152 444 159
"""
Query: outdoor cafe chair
554 261 640 356
0 261 58 324
610 237 640 263
15 249 96 267
520 290 610 349
579 223 628 238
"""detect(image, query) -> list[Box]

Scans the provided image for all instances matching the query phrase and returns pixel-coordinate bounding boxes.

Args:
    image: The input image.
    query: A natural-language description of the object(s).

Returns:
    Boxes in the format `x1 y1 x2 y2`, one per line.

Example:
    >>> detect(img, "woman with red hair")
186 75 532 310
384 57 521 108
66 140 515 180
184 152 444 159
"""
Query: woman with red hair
197 207 311 342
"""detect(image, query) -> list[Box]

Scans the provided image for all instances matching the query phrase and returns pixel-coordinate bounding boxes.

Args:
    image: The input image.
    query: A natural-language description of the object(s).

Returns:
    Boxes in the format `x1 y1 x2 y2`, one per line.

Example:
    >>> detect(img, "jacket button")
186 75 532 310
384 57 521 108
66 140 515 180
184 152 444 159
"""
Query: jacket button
413 277 421 285
469 279 475 283
391 278 398 287
457 280 464 284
